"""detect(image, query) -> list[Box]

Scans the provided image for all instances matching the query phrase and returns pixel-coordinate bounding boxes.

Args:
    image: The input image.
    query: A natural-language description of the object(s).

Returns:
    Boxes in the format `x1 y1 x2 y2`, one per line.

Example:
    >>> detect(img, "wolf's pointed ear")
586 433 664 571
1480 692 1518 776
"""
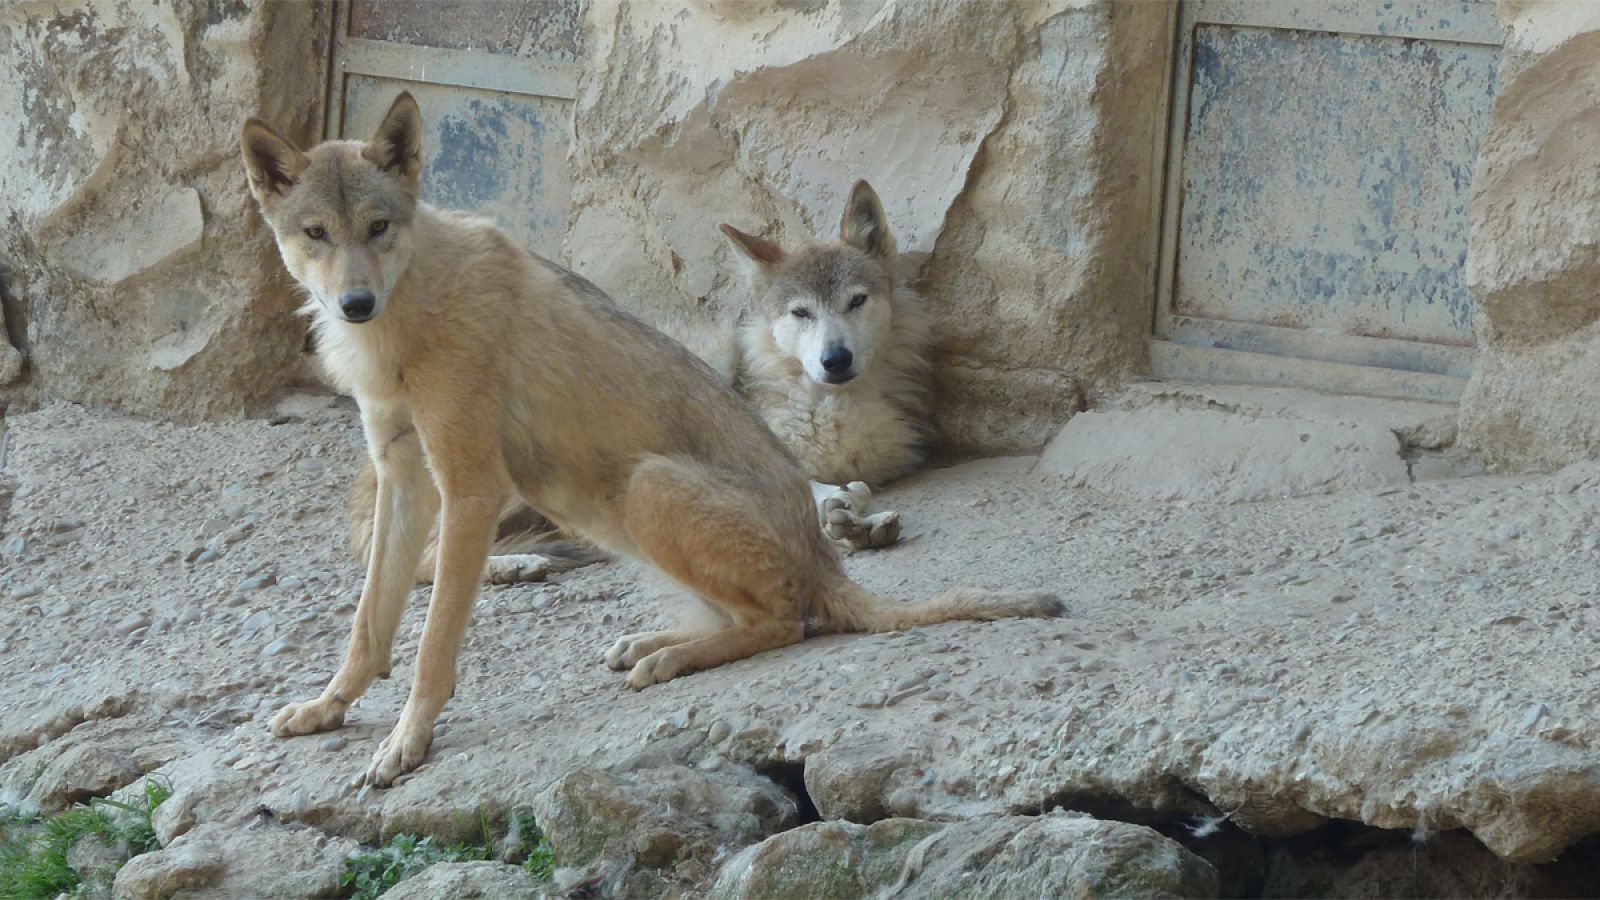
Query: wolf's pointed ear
840 180 896 258
363 91 423 184
720 223 786 269
240 118 309 200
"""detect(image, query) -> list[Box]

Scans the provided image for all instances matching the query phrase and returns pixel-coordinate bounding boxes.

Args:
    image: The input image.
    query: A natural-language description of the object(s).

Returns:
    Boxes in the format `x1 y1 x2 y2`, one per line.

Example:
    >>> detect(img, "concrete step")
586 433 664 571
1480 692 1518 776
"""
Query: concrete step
1037 380 1481 503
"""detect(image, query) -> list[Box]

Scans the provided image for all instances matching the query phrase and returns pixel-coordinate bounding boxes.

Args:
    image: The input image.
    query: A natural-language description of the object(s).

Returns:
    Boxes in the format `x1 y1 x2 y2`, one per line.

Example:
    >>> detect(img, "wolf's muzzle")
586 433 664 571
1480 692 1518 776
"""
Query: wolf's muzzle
340 290 376 323
821 345 854 380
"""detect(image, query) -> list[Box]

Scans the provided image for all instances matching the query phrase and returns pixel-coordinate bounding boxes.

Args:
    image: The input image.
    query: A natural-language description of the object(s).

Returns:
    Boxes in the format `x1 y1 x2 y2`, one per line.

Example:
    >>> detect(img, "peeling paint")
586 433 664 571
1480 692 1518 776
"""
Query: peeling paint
342 77 573 260
1175 19 1499 347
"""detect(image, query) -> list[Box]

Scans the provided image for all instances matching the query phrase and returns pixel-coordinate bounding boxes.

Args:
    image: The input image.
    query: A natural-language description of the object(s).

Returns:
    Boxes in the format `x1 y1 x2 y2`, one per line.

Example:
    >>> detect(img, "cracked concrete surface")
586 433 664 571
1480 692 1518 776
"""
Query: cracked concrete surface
0 397 1597 895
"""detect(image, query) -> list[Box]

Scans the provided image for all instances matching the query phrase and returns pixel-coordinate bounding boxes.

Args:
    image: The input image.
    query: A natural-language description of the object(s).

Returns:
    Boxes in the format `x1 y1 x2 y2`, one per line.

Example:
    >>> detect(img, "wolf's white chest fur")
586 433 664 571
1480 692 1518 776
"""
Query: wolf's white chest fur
309 306 415 424
757 381 919 486
739 330 926 487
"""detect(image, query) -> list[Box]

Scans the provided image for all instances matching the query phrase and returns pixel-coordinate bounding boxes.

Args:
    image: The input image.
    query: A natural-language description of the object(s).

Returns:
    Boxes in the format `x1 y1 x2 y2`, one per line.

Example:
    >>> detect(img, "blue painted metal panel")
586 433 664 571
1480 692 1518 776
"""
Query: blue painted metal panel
1174 18 1498 348
343 76 572 261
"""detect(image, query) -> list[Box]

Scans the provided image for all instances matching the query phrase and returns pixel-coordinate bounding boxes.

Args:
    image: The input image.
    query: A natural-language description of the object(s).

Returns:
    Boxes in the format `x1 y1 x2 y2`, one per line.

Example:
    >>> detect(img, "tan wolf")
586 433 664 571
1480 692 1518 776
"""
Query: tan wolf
347 181 931 580
240 92 1062 786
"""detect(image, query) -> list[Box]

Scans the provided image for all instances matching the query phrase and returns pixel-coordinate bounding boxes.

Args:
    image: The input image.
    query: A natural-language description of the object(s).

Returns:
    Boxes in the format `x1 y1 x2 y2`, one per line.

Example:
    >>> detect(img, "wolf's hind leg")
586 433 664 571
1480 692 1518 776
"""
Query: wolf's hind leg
616 457 816 687
814 481 901 549
626 620 803 689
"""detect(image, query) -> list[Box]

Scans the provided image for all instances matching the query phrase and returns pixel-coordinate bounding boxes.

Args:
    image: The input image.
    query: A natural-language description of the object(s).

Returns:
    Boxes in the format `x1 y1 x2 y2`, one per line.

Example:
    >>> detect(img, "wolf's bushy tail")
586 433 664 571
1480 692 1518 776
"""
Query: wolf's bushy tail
817 576 1065 634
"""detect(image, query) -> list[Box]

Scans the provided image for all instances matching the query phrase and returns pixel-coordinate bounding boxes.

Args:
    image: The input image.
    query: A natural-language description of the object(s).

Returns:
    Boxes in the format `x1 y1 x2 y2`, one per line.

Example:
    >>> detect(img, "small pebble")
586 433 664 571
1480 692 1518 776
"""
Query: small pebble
115 614 152 636
263 638 296 656
319 735 348 752
1522 702 1551 732
239 573 277 591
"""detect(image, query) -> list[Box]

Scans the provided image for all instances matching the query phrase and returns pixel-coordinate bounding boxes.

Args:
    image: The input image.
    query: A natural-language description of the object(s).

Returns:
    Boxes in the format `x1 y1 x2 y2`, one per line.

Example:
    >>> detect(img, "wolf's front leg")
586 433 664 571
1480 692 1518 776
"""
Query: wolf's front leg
363 440 506 787
813 480 901 549
272 417 437 738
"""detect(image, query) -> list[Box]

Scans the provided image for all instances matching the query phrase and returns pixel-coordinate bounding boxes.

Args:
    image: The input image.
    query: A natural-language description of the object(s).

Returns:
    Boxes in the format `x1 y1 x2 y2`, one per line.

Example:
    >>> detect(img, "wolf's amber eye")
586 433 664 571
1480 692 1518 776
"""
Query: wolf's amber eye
791 308 812 319
304 226 326 241
369 220 389 237
847 293 868 311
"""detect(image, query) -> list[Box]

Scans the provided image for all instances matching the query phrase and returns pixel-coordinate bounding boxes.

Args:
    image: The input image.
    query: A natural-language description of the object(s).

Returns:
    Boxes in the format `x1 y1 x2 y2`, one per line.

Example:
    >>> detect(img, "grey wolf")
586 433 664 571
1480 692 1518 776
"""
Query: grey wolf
722 180 935 549
240 92 1062 786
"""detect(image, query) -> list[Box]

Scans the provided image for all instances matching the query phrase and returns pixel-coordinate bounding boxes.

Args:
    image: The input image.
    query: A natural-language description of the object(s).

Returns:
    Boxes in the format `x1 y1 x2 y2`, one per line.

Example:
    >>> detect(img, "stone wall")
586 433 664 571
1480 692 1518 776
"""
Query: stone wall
567 0 1169 457
1458 2 1600 468
9 0 1600 473
0 0 326 420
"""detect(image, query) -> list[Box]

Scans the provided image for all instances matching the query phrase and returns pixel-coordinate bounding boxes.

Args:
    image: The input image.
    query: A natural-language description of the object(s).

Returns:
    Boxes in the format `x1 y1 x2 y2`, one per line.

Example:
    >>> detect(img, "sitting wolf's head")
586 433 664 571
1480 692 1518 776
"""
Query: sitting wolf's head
721 182 907 388
240 93 423 326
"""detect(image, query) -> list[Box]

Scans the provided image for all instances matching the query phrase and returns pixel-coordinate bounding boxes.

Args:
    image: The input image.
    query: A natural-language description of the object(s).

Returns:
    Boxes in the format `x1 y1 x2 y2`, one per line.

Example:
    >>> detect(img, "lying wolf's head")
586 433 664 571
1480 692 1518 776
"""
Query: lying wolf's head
240 93 423 325
721 181 902 387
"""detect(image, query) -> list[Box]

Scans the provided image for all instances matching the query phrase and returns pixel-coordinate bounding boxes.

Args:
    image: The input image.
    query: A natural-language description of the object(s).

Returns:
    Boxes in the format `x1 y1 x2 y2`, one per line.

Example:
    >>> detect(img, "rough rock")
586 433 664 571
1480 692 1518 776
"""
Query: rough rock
55 187 205 286
0 1 324 418
710 817 941 900
65 833 124 889
803 742 928 823
22 742 141 812
569 0 1167 457
112 821 356 899
112 826 227 899
531 763 798 870
383 861 543 899
1459 3 1600 468
712 813 1219 899
151 783 201 847
1035 382 1454 502
0 303 21 385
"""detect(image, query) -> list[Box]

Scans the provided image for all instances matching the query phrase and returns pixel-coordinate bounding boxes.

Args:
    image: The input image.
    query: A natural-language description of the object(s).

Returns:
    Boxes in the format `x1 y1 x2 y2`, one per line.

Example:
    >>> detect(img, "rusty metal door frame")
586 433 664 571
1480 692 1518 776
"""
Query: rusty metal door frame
322 1 581 142
1151 0 1503 402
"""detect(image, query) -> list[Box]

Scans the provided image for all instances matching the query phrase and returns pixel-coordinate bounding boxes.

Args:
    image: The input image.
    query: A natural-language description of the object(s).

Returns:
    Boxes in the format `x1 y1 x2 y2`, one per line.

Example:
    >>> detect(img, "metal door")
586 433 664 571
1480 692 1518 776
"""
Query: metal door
324 0 582 260
1153 1 1502 401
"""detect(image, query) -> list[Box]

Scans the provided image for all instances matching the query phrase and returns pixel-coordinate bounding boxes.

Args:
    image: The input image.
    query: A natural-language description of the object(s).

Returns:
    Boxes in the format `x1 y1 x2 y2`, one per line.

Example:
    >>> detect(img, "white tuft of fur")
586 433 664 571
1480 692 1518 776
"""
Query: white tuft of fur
1185 813 1230 839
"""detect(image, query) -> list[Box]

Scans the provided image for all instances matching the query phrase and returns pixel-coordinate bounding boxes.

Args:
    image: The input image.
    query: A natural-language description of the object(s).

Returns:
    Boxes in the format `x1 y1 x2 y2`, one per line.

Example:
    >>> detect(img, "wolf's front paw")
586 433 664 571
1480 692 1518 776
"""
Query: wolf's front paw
820 482 902 549
362 715 434 787
270 696 347 737
625 647 687 690
486 553 554 585
605 632 658 670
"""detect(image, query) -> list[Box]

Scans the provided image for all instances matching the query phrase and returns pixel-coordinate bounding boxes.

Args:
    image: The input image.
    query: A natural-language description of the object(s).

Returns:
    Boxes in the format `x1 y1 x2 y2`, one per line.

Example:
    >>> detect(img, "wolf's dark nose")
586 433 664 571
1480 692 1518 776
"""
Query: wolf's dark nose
340 291 376 322
821 345 853 374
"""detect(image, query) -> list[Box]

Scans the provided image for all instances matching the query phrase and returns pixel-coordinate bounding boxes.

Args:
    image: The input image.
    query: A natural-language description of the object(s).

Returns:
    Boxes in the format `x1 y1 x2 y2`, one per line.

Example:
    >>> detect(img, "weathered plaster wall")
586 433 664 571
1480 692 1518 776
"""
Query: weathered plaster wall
1459 1 1600 468
0 0 326 419
567 0 1168 457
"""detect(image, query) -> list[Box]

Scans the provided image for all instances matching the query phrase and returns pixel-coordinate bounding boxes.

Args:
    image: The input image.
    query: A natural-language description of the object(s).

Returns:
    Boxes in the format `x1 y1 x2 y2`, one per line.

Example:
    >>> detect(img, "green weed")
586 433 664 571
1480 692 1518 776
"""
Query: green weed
0 777 172 900
340 810 556 899
340 833 492 899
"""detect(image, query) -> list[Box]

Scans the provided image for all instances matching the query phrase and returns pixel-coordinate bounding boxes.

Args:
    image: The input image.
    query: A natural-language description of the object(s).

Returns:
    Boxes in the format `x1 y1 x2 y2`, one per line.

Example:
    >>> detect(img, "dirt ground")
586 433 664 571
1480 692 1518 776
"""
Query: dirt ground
0 396 1597 895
